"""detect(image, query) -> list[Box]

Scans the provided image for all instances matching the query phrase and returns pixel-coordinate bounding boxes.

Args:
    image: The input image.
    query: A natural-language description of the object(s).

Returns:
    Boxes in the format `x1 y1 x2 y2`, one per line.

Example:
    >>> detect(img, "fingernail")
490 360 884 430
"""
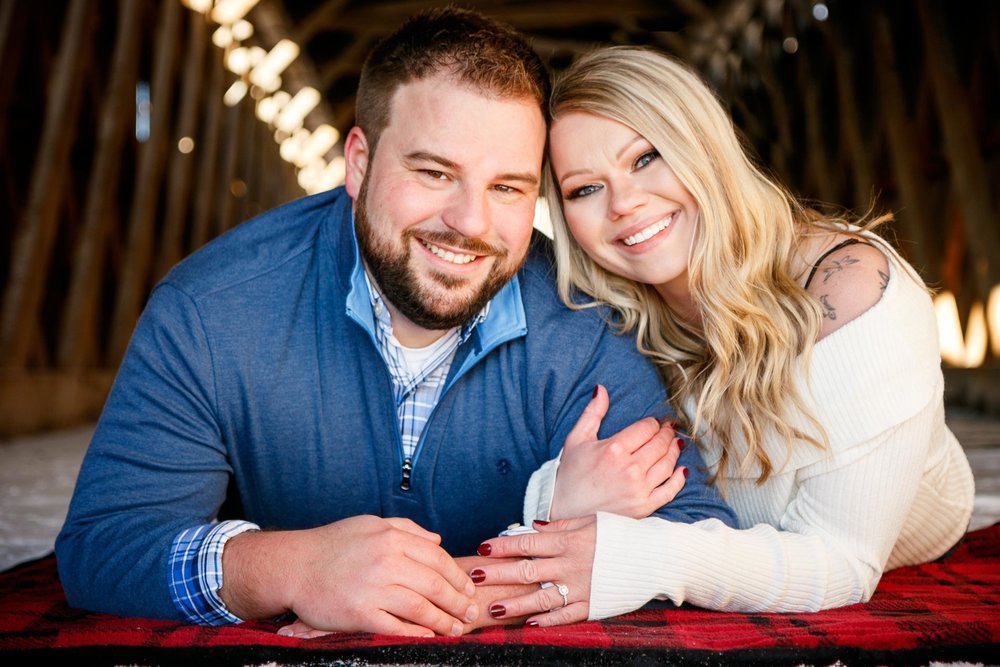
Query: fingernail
489 604 506 619
452 621 463 637
277 626 294 637
526 620 539 627
682 467 689 478
477 542 491 556
532 519 549 527
470 568 486 583
592 385 599 398
465 604 479 623
677 438 685 450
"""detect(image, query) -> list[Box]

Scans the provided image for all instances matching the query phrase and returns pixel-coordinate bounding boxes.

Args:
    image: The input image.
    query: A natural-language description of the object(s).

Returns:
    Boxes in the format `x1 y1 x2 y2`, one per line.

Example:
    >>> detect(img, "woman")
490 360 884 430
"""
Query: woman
473 45 974 626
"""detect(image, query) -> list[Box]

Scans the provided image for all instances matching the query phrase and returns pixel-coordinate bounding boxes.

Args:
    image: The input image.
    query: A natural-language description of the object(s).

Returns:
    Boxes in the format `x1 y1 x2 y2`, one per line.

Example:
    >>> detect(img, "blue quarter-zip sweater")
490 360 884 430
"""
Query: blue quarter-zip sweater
55 187 735 621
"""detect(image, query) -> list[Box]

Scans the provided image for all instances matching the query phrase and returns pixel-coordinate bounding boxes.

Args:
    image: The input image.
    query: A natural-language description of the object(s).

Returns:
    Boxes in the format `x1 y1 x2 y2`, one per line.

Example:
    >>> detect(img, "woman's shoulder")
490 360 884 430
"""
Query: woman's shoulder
803 234 891 340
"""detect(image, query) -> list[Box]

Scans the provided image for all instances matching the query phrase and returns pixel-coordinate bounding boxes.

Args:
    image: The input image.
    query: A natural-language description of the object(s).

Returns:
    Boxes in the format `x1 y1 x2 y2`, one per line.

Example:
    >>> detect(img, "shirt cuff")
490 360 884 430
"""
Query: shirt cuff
169 520 260 625
523 451 562 524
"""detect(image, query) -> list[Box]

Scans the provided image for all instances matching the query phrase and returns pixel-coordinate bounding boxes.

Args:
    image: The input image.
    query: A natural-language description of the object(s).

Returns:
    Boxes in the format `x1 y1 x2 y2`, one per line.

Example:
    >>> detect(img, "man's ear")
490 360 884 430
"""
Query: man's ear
343 127 370 199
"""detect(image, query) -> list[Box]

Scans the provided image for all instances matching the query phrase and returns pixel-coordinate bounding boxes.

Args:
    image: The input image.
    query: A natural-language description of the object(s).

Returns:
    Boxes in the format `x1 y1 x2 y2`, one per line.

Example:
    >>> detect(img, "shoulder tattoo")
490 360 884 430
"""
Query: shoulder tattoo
819 294 837 320
821 254 861 284
878 269 889 291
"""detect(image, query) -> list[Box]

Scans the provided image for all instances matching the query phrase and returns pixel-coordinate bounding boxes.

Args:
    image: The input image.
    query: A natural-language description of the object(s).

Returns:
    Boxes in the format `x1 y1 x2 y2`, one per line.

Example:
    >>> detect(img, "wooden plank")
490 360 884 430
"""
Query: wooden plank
214 97 246 235
0 370 114 438
189 46 225 254
108 0 184 362
0 0 96 367
155 9 209 280
797 51 837 205
58 0 142 369
870 10 936 280
917 0 1000 302
824 20 876 215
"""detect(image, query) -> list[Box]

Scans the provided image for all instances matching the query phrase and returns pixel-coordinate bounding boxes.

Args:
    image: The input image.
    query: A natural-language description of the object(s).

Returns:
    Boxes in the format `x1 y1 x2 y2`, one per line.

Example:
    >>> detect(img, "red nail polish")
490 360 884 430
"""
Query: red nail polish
470 569 486 583
477 542 492 556
682 467 689 478
489 604 506 619
526 621 539 627
592 385 599 398
677 438 685 450
532 519 549 527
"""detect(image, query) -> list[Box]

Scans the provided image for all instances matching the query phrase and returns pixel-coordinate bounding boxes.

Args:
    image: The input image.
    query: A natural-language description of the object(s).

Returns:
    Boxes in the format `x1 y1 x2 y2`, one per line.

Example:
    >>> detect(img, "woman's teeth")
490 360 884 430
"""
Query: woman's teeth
421 240 476 264
623 213 675 247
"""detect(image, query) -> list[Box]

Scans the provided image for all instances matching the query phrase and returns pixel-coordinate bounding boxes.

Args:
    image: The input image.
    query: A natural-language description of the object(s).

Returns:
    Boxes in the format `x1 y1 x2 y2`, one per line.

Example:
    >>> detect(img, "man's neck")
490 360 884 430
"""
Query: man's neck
382 299 451 348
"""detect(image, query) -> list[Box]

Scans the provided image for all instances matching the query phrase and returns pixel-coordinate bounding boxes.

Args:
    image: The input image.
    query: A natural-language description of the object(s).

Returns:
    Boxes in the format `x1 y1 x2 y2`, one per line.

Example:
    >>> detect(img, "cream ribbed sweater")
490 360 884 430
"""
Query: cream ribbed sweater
523 243 975 618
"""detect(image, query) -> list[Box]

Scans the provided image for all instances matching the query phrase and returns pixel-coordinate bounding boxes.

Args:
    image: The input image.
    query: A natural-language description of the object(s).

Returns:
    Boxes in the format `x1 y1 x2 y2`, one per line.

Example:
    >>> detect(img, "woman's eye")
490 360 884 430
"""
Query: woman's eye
634 150 659 170
565 184 601 200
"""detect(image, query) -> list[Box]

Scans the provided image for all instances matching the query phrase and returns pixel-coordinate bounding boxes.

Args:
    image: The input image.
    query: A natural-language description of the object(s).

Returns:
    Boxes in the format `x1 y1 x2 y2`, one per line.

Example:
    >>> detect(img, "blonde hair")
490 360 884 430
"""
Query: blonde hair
547 46 886 484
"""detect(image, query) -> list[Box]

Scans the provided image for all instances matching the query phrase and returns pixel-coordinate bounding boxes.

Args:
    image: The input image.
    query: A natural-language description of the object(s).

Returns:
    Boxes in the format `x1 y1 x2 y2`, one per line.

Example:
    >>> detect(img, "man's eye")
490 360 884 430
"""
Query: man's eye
634 150 659 170
494 184 521 194
565 184 601 200
423 170 447 180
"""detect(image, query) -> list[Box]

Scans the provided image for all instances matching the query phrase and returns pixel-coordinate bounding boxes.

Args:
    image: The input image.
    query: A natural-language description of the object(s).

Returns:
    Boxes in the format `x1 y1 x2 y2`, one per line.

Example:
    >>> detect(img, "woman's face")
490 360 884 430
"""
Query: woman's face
549 111 699 306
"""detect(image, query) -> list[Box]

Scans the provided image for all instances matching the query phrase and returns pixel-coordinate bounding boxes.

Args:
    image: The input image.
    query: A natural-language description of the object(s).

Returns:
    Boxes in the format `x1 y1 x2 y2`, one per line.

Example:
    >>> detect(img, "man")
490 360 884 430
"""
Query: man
56 7 734 638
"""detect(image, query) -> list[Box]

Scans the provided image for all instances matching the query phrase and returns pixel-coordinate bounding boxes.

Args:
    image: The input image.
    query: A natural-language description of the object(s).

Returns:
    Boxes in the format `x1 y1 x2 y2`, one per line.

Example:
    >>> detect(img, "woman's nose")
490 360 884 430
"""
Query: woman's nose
607 179 647 220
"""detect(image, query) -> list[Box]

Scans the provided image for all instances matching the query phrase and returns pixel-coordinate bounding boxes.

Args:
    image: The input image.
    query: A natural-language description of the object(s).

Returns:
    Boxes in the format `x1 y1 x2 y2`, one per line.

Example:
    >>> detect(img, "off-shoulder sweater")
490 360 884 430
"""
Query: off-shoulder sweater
523 239 975 617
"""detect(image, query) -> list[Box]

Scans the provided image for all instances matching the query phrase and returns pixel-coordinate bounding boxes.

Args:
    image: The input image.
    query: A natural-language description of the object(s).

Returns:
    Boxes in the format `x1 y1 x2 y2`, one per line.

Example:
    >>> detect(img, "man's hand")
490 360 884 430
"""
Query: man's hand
551 385 686 519
275 556 538 638
220 515 478 637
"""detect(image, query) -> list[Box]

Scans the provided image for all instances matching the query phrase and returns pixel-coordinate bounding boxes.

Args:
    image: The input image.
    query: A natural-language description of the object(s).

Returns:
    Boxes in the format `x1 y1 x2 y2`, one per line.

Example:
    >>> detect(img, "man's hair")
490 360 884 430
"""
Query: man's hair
356 6 550 155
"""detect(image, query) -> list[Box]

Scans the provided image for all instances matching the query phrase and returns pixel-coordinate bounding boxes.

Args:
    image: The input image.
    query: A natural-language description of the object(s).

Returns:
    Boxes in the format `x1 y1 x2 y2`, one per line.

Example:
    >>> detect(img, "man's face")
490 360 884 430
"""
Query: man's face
346 73 546 333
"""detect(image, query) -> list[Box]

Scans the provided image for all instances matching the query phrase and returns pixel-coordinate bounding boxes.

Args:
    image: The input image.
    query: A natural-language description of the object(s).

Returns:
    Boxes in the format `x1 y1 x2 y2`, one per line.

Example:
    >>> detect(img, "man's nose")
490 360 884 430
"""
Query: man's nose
442 187 491 239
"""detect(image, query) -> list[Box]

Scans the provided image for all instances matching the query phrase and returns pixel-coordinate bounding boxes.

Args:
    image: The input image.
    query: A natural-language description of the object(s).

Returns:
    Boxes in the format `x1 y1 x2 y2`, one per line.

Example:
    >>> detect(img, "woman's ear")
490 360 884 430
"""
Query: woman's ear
343 126 370 199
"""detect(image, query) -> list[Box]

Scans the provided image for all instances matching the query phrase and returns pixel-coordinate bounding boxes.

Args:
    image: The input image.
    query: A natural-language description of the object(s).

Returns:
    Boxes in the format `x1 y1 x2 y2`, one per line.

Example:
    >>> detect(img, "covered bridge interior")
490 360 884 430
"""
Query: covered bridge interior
1 0 998 437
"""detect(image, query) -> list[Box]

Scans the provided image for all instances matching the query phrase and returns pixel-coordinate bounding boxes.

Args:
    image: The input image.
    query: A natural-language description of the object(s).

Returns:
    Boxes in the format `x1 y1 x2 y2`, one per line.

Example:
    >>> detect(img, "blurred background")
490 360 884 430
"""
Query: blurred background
2 0 999 438
0 0 998 568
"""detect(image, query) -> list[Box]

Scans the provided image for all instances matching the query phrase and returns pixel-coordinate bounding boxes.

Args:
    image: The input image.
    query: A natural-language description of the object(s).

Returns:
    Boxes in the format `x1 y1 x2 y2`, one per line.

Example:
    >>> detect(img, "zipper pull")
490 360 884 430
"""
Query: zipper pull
400 457 413 491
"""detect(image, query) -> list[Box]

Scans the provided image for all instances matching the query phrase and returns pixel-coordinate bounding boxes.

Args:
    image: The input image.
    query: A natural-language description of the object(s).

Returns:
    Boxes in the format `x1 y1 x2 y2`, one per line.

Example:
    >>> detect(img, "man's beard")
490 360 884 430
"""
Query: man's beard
354 175 526 331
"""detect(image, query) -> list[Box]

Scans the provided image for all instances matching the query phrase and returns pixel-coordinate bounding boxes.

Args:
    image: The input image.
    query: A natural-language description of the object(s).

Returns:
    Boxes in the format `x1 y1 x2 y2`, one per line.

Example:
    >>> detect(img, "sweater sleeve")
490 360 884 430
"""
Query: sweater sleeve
55 283 232 621
589 403 935 617
587 250 962 617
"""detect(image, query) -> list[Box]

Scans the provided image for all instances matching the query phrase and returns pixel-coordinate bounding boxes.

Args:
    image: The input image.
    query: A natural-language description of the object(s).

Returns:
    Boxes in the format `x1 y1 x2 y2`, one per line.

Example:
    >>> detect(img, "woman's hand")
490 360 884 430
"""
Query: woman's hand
469 516 597 627
551 385 687 520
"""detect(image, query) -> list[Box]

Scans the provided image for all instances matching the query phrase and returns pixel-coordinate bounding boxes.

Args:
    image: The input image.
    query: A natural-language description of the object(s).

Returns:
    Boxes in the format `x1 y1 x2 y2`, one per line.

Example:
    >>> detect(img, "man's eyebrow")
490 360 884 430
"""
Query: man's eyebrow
405 151 459 171
406 151 538 187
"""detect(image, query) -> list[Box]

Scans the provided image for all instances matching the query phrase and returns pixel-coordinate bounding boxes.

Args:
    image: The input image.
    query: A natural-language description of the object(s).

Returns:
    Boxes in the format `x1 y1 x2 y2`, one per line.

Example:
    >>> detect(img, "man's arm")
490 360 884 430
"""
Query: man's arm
219 516 478 637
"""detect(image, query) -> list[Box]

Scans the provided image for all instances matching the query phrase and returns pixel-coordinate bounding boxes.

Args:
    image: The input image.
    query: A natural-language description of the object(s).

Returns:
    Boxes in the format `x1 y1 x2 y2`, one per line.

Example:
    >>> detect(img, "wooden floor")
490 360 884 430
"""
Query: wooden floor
0 408 998 571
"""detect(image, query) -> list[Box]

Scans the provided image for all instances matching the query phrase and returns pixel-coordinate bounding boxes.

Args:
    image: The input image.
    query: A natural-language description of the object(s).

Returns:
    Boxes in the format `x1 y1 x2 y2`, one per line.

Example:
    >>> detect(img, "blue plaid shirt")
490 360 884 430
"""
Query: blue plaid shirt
169 268 488 625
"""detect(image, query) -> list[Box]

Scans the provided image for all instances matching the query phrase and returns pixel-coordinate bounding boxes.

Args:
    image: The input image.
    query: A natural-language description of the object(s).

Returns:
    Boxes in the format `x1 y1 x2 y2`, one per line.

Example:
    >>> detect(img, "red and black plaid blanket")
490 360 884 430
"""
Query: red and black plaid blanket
2 523 998 666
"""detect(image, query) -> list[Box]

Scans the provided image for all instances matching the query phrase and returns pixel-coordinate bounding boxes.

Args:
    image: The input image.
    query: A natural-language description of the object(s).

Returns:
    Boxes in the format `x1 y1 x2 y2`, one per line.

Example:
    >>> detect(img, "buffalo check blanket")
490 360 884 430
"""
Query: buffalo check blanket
1 523 998 666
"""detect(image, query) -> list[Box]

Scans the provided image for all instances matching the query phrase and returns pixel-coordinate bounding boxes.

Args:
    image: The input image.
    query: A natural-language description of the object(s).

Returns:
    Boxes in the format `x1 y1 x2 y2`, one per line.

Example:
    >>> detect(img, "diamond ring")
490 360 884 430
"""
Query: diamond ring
555 583 569 608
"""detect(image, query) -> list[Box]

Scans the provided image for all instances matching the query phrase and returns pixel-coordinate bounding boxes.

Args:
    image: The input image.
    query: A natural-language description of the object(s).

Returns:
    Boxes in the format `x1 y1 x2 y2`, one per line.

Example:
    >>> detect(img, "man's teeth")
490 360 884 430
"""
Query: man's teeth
623 214 674 247
421 240 476 264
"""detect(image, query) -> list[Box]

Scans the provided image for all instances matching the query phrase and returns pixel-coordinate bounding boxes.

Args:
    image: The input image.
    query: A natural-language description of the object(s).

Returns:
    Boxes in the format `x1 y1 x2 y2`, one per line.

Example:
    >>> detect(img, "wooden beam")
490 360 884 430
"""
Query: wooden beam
58 0 142 369
917 0 1000 300
215 97 246 235
0 0 96 367
870 10 935 279
189 47 225 254
797 50 837 205
0 370 115 437
156 9 209 280
108 0 183 362
822 19 876 215
317 31 374 91
294 0 349 44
